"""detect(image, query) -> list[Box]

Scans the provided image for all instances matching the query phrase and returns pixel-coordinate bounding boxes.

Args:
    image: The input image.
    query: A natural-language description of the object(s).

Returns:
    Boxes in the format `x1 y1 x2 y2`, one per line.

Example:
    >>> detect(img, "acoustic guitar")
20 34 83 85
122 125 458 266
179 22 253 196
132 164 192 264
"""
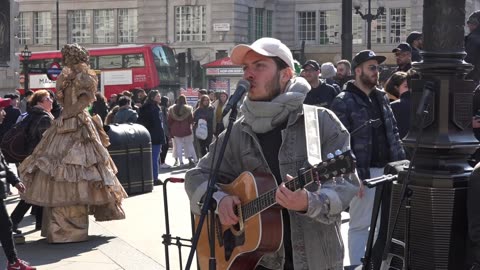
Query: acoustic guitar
194 150 355 270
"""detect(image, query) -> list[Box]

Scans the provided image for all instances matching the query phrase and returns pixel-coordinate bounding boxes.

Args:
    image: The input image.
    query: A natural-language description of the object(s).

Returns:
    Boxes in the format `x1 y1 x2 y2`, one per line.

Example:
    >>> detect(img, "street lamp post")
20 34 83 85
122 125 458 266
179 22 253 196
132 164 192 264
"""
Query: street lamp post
353 0 385 50
21 45 32 92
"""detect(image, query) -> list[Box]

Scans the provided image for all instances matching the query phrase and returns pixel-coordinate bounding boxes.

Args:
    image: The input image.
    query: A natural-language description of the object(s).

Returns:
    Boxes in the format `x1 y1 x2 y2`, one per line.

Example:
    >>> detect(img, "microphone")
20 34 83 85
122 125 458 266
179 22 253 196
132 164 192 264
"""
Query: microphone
362 174 398 188
222 79 250 117
416 81 435 116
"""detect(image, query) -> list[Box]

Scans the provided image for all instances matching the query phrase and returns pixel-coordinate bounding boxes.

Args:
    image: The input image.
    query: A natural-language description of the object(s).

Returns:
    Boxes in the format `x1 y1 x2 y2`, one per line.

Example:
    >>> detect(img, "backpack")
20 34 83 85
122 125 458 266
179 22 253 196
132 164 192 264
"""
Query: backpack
195 118 208 140
0 115 32 163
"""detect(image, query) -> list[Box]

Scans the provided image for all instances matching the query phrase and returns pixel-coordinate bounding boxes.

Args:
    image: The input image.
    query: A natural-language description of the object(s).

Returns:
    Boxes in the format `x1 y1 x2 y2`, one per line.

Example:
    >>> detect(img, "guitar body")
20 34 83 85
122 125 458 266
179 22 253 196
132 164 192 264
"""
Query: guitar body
195 172 283 270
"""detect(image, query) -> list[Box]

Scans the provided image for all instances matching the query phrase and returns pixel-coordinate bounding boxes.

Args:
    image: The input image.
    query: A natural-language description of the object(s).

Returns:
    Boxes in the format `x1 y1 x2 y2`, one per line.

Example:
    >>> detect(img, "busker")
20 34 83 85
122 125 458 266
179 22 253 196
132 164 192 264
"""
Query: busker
185 37 359 270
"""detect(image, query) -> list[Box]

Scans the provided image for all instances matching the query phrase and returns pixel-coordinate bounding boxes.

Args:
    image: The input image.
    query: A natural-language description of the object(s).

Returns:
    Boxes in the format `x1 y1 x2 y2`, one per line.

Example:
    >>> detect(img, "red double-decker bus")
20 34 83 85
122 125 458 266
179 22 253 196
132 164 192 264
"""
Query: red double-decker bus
19 43 180 99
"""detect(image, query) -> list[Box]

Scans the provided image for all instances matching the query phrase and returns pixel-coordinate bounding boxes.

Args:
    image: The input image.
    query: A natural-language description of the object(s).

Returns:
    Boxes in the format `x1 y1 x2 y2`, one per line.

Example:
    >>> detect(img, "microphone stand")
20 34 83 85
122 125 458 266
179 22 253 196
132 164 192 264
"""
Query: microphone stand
350 119 381 137
185 105 239 270
382 100 431 270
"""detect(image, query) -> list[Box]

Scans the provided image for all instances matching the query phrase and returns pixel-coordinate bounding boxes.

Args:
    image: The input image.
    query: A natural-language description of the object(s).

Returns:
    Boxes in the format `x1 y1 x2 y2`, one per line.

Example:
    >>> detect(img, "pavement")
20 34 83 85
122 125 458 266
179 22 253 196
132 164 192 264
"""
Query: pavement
0 151 352 270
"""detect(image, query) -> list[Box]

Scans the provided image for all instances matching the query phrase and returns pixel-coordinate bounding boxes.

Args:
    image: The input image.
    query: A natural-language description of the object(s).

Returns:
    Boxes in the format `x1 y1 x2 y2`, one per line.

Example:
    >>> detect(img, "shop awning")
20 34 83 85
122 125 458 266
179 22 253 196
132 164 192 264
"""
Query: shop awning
202 57 239 68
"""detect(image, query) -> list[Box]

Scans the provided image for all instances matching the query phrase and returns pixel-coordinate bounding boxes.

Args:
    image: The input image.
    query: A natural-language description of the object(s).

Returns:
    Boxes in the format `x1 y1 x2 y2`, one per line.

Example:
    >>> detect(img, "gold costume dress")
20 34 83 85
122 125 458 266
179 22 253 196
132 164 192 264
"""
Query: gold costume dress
19 47 127 243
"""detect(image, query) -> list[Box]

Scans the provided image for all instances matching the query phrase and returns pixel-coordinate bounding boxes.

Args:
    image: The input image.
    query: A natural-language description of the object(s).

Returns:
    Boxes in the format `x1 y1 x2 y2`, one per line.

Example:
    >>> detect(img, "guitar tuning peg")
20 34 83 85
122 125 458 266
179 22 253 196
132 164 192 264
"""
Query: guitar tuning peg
327 153 334 159
334 149 342 156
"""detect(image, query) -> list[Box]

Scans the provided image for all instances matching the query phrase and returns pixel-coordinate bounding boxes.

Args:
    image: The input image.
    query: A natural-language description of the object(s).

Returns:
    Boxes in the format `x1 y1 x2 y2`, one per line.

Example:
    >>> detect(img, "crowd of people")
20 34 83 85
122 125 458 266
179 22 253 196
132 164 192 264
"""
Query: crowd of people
0 10 478 270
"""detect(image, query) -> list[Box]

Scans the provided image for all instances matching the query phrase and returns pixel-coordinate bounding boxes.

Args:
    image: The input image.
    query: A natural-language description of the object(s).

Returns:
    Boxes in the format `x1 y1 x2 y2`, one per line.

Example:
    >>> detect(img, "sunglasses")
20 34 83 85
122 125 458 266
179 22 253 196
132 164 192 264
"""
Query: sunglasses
367 65 383 72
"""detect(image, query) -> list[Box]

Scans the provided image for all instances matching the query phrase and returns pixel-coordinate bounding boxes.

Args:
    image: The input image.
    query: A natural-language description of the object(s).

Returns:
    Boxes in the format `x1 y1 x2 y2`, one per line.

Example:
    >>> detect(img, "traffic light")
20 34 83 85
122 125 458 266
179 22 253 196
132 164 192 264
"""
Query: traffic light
177 52 186 77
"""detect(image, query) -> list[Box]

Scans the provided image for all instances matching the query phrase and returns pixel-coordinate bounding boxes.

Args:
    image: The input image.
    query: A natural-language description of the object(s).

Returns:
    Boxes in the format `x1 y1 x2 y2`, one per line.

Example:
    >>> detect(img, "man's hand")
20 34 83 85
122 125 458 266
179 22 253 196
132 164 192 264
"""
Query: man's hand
473 116 480 129
15 182 26 193
275 174 308 212
217 195 241 226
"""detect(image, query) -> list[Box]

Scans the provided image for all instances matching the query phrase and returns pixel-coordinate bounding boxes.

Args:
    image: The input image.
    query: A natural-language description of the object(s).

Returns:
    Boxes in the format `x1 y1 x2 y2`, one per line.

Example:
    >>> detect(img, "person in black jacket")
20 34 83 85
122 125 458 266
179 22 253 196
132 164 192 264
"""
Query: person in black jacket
387 72 410 139
466 10 480 84
138 90 166 185
301 60 339 108
0 94 21 143
10 90 54 234
0 97 37 270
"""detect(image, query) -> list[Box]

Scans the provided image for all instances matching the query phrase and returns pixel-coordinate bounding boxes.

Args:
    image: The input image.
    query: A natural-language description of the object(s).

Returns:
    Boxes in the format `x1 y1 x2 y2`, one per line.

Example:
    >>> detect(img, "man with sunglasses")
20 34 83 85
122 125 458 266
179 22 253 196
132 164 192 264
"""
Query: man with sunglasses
330 50 405 267
392 43 413 72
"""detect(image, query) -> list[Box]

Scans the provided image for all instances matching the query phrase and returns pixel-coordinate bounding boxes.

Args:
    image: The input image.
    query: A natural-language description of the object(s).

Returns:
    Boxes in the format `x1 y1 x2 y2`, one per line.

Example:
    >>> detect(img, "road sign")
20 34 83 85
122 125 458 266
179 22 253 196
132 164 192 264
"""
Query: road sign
29 68 46 74
47 62 62 81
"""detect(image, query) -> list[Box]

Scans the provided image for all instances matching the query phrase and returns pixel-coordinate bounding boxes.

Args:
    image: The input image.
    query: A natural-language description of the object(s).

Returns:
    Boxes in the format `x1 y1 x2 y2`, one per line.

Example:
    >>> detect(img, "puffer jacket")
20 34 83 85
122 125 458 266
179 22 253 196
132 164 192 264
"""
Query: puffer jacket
330 81 406 180
185 80 359 269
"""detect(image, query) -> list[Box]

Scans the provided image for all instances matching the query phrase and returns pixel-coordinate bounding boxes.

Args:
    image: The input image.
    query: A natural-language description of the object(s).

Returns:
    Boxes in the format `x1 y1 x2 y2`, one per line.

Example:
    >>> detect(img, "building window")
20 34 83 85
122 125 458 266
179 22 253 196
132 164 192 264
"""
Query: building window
297 11 316 42
34 12 51 45
68 10 92 43
389 8 410 44
248 7 254 42
18 12 31 45
266 10 273 37
352 7 410 45
319 10 339 45
118 8 137 43
372 9 387 44
174 5 206 42
94 9 115 44
255 8 264 40
352 10 363 44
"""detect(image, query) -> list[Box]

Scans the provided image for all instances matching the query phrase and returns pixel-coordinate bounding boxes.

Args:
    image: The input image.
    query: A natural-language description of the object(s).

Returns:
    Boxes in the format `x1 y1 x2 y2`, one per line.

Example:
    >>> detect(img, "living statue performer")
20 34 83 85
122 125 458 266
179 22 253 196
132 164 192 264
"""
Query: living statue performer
18 43 127 243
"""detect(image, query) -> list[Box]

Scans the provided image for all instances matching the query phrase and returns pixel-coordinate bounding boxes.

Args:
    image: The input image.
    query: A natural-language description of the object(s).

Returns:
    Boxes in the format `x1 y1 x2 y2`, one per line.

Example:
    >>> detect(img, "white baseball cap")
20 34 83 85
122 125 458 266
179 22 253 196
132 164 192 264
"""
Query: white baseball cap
230 37 294 69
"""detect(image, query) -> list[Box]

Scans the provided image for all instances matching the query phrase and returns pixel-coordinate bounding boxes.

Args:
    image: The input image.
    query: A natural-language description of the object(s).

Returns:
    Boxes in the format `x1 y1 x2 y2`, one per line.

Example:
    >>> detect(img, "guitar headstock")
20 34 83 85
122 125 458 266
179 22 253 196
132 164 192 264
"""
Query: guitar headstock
313 150 356 184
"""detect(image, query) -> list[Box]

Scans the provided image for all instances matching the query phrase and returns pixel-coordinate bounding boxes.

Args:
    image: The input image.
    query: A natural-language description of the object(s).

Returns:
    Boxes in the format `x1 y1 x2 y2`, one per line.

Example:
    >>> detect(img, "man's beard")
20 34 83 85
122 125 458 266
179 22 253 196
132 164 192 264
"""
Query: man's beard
255 72 282 101
359 70 377 88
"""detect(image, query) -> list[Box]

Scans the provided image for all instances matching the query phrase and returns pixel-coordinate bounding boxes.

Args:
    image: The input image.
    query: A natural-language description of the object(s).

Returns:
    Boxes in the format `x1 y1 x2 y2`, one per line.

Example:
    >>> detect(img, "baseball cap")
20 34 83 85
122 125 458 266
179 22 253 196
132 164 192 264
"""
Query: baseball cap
230 37 294 69
468 11 480 25
351 50 386 70
302 60 320 71
406 31 422 45
0 98 11 108
392 42 412 53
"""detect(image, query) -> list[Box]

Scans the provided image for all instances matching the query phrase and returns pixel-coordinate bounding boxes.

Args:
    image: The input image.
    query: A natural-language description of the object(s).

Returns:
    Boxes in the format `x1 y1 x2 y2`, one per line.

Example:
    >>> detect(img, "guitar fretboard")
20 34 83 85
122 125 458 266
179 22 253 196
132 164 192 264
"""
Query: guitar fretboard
238 151 353 221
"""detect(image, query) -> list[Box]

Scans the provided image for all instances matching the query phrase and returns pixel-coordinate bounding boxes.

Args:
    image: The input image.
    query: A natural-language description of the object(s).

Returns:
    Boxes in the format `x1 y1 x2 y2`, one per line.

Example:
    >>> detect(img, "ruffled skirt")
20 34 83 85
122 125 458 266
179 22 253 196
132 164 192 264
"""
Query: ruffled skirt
19 112 127 222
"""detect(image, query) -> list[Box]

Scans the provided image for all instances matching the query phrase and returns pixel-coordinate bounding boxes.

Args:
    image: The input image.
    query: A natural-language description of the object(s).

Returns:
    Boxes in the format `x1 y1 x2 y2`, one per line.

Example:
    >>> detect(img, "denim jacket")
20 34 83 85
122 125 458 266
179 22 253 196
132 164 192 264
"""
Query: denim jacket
185 105 359 269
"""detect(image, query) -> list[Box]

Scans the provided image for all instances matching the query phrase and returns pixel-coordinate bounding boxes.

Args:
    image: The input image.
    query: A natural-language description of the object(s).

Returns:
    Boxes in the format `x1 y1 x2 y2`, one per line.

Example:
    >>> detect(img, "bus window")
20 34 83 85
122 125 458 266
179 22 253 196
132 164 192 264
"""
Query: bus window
124 54 145 68
98 55 122 69
89 56 98 69
152 46 170 67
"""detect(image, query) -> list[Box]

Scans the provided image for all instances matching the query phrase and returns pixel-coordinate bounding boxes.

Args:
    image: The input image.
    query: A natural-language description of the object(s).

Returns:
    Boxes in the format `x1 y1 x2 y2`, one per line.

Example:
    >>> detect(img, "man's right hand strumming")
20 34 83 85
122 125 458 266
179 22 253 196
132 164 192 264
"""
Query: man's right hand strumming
217 195 241 226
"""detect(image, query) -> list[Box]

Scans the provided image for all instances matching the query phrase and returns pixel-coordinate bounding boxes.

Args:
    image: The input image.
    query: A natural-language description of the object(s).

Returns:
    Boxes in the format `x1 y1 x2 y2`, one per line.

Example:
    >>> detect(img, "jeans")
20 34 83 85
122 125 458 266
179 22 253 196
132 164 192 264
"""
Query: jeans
348 167 383 265
0 199 17 264
152 144 161 181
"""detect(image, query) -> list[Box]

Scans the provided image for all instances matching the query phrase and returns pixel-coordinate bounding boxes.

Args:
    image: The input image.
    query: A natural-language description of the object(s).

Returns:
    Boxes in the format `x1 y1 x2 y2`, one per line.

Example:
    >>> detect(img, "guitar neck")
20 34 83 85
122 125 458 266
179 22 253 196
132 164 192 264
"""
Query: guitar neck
239 150 354 221
241 170 315 221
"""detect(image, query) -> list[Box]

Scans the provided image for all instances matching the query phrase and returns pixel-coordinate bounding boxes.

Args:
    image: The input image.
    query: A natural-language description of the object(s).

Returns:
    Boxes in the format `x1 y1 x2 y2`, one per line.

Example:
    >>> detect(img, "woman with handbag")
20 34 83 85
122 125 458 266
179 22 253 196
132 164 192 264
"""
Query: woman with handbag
193 95 214 158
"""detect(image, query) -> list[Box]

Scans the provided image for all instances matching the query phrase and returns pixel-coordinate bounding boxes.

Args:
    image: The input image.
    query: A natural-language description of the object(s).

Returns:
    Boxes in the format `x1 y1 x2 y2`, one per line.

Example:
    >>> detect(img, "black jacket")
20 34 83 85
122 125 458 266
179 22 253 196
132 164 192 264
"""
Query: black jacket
138 103 166 145
26 106 53 154
303 79 339 108
390 91 411 139
0 152 20 199
466 27 480 82
0 106 20 141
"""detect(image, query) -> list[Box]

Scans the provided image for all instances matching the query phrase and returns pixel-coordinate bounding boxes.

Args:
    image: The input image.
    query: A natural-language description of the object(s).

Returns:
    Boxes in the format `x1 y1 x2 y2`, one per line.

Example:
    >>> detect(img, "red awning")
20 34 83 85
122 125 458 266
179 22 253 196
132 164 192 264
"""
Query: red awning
202 57 240 68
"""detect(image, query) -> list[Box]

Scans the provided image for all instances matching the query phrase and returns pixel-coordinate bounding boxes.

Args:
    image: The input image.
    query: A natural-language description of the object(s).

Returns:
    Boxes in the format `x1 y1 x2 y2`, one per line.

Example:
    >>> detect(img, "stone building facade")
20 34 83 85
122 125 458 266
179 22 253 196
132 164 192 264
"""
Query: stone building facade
0 0 19 94
9 0 480 90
